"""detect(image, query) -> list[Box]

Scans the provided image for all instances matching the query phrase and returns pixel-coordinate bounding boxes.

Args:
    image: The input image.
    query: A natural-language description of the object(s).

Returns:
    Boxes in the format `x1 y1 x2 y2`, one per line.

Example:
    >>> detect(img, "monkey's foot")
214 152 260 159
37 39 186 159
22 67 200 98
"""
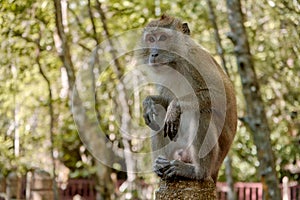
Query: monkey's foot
153 156 171 178
154 156 196 180
164 160 196 180
164 99 181 141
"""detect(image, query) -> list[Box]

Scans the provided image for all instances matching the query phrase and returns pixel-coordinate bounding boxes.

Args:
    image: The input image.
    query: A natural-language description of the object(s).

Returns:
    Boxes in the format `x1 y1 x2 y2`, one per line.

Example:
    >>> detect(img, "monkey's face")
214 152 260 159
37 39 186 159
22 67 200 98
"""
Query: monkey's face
141 28 177 66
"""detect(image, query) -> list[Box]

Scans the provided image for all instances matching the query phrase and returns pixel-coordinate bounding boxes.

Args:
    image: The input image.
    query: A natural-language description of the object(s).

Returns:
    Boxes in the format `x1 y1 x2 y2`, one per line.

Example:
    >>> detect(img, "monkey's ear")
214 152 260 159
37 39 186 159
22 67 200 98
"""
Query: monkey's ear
161 13 168 20
182 23 190 35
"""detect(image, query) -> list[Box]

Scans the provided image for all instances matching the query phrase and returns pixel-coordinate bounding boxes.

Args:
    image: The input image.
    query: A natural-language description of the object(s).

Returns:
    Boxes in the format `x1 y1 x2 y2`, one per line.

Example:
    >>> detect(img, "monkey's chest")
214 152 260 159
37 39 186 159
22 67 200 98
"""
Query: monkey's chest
178 111 199 144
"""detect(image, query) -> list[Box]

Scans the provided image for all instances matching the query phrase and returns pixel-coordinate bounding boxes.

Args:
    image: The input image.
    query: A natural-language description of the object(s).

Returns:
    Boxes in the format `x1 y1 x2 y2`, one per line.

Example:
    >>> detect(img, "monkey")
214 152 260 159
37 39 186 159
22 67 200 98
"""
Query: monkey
138 14 237 183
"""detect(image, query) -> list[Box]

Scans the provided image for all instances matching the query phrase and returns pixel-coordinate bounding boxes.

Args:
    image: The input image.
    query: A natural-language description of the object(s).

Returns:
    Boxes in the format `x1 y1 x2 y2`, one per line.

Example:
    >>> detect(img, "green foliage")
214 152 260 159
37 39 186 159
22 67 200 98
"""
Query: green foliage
241 0 300 181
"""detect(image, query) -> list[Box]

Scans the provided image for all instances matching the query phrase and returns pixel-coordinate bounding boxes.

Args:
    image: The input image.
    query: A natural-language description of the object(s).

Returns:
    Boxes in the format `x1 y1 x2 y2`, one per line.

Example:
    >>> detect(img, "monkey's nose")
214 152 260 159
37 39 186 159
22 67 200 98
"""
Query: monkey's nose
150 48 159 57
151 53 159 57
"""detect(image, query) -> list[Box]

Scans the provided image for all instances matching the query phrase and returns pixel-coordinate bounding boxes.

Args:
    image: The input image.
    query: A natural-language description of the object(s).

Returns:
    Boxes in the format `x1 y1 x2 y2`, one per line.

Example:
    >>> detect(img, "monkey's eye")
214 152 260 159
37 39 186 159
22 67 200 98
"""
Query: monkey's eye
147 36 155 43
159 35 167 41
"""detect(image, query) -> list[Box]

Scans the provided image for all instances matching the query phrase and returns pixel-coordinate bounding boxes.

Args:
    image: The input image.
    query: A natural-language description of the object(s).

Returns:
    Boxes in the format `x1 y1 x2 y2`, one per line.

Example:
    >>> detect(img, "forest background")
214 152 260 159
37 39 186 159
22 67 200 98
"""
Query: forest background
0 0 299 199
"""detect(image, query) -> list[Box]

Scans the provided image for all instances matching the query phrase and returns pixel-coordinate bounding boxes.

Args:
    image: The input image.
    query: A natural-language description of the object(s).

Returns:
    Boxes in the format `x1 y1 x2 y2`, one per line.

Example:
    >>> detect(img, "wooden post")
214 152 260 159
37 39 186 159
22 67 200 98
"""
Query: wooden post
155 179 217 200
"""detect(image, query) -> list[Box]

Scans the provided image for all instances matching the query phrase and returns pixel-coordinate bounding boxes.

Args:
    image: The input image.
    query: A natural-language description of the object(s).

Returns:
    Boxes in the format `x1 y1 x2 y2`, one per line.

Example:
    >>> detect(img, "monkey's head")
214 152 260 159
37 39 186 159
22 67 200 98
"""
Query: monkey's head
140 14 191 67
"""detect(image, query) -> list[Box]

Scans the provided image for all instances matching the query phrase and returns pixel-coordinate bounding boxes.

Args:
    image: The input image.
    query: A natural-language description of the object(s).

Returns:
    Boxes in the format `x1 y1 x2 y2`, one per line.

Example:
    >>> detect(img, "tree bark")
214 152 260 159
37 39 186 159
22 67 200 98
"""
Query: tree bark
36 43 59 200
53 1 115 199
155 179 217 200
206 0 229 76
226 0 281 199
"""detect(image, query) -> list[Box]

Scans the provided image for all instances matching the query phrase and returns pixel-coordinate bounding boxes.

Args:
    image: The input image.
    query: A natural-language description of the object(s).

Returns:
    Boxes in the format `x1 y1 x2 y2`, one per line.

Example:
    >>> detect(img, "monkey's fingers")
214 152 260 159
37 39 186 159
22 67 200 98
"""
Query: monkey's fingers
143 113 151 125
155 156 170 165
163 123 168 137
164 122 178 141
163 166 177 179
143 112 160 131
169 123 178 141
170 133 178 142
153 166 164 177
163 121 173 138
154 157 171 178
154 163 170 171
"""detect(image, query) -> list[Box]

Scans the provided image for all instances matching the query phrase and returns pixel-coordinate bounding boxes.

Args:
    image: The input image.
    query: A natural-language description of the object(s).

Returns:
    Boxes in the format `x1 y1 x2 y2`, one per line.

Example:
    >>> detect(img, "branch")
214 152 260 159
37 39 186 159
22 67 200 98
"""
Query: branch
67 6 93 38
206 0 230 76
53 0 76 86
87 0 99 44
95 0 122 77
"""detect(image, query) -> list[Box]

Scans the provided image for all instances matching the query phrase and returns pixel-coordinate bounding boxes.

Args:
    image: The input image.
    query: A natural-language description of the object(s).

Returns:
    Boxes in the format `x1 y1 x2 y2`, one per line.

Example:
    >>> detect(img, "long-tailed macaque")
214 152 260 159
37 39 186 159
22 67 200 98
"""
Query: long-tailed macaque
139 14 237 183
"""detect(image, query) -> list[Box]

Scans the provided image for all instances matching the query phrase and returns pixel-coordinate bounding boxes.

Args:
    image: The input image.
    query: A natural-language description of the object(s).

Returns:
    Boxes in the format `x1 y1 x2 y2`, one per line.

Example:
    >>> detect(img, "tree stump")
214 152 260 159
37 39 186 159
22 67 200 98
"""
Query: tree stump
155 179 217 200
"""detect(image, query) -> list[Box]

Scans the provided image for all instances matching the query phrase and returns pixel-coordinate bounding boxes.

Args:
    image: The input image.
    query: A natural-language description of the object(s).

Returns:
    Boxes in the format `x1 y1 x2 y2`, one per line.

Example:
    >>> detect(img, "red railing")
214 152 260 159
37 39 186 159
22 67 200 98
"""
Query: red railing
59 179 96 200
287 184 300 200
3 177 299 200
217 182 300 200
218 182 263 200
59 180 300 200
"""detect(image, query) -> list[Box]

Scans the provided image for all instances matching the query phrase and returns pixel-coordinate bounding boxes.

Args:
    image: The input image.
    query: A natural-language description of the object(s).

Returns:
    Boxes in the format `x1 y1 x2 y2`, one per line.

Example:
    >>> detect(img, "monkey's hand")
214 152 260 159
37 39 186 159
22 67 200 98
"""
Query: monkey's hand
155 156 197 180
143 97 160 131
164 99 181 141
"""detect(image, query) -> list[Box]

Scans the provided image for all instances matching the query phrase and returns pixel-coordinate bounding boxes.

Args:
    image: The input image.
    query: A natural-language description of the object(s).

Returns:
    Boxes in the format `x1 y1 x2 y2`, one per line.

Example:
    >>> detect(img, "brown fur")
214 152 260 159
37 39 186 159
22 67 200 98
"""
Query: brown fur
140 15 237 183
146 14 189 35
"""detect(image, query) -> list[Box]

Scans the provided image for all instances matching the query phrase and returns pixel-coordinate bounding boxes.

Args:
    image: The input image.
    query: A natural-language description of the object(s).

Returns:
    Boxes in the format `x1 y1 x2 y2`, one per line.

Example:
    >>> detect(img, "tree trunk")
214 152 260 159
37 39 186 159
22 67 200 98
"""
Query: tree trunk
206 0 229 75
155 179 217 200
53 1 115 199
36 43 59 200
226 0 281 199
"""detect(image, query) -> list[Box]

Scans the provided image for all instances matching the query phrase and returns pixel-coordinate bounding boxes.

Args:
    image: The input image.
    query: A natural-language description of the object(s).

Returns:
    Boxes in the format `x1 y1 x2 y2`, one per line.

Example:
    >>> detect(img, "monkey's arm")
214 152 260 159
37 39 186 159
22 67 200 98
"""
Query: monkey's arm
143 95 181 140
163 98 181 140
143 95 170 131
161 90 211 140
154 115 220 181
143 95 170 109
143 90 211 140
177 89 211 112
143 87 214 139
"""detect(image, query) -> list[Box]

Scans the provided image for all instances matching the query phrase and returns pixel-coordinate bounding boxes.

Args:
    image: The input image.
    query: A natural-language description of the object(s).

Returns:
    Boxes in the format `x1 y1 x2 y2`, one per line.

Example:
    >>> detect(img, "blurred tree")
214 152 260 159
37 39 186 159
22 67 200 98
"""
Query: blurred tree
53 0 115 199
36 38 59 200
0 0 299 199
226 0 281 199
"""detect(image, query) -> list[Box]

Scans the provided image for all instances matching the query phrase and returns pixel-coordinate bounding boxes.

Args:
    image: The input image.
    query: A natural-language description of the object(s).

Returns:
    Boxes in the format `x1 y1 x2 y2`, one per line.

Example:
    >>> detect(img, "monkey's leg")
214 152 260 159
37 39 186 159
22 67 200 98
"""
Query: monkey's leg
157 122 220 181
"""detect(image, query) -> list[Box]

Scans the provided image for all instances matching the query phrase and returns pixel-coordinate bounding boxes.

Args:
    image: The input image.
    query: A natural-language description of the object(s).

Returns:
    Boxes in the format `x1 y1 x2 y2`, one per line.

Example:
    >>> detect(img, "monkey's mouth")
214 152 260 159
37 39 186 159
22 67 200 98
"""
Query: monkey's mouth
149 61 168 66
148 58 171 66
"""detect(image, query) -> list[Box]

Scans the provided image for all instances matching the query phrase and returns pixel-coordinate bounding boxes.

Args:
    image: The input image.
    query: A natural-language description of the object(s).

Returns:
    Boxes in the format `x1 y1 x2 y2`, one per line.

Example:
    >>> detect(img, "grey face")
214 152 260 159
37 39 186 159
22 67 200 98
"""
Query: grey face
143 30 176 66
